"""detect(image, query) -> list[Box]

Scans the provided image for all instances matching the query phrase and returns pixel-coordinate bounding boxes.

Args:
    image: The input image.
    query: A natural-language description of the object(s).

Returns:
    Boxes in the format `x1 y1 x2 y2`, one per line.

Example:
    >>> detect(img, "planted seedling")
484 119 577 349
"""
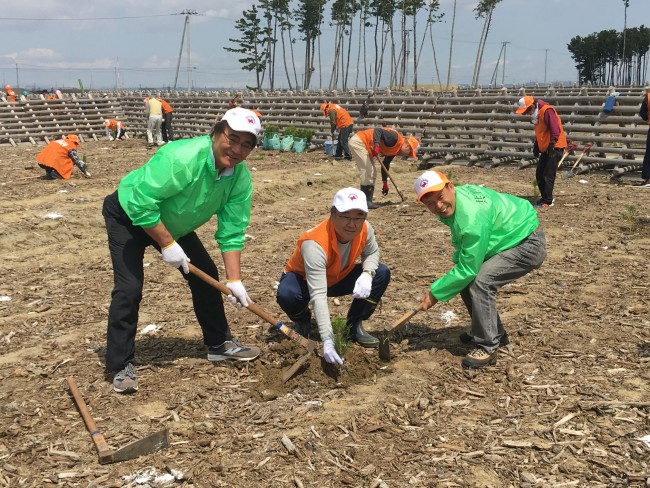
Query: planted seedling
331 316 351 358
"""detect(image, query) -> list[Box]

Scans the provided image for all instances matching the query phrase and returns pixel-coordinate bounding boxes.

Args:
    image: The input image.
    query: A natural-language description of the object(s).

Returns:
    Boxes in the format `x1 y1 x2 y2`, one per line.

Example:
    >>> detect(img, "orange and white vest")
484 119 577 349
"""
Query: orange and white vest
324 104 354 128
284 219 368 286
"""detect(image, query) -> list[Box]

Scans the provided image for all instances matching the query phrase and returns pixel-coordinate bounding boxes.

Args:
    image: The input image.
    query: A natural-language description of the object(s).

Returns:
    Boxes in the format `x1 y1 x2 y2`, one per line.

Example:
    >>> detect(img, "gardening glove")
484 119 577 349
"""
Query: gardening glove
161 241 190 274
225 280 251 308
109 135 115 141
545 140 557 158
381 180 389 196
323 338 344 365
370 145 380 158
352 271 373 299
78 160 91 177
533 143 540 158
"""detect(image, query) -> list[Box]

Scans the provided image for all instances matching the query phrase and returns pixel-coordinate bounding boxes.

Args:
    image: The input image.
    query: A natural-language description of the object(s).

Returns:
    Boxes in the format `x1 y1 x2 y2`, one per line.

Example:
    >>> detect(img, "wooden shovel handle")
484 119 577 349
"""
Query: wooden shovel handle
67 376 113 458
374 157 405 201
187 263 317 350
384 303 425 333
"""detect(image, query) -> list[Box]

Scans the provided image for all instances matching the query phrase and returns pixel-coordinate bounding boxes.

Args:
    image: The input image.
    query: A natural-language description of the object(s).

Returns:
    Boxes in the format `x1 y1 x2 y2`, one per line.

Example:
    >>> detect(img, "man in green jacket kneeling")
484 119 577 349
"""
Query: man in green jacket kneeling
414 171 547 369
102 108 262 393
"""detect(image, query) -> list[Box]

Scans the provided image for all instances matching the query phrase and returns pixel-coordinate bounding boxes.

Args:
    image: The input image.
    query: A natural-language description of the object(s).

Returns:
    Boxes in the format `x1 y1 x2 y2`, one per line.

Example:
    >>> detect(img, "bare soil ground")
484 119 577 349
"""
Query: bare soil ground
1 139 649 487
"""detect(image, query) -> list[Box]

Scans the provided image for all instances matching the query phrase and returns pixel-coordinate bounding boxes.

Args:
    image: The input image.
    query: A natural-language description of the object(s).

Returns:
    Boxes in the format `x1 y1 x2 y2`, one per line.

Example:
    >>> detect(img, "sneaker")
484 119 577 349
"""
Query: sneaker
641 179 650 187
112 363 138 393
534 200 554 208
461 347 497 369
207 338 260 362
459 331 509 347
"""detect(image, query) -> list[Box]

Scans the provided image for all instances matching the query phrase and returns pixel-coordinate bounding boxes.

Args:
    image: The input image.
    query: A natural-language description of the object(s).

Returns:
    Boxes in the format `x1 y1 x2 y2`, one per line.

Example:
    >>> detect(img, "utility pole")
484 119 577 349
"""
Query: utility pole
15 63 19 88
501 41 509 86
174 10 198 92
544 49 548 85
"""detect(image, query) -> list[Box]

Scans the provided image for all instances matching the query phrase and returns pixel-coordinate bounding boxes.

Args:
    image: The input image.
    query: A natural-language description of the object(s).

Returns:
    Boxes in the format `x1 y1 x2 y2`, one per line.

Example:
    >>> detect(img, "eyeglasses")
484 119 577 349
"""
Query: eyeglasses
335 211 366 225
222 130 255 152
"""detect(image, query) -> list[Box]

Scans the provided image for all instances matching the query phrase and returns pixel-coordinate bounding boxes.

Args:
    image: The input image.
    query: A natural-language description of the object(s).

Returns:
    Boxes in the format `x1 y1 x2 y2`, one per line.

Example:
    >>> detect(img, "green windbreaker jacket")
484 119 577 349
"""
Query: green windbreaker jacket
117 136 252 252
430 185 538 302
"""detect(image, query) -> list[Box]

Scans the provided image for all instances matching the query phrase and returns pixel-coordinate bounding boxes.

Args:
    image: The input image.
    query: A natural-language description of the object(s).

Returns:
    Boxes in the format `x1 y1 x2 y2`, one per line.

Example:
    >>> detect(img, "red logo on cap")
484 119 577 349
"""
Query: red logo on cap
348 193 358 201
246 116 255 124
420 179 429 188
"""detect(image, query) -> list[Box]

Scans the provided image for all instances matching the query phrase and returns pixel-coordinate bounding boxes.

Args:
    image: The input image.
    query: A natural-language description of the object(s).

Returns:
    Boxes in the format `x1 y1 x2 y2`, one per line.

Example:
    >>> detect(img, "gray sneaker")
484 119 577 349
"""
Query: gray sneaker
207 338 260 362
113 363 138 393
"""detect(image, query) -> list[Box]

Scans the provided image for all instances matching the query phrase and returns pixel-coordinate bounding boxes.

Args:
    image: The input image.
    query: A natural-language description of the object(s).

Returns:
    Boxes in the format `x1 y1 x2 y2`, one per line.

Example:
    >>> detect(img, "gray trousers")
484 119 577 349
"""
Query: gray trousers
460 228 547 353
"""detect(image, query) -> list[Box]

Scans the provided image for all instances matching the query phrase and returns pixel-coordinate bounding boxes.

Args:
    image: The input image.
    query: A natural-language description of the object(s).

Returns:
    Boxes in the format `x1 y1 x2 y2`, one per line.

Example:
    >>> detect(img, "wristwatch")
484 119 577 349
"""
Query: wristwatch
363 269 375 278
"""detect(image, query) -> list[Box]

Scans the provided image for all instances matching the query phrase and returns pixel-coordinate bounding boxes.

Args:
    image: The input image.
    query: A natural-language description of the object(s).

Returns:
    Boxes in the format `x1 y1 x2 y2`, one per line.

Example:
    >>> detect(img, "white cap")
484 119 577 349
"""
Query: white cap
332 187 368 213
222 107 261 137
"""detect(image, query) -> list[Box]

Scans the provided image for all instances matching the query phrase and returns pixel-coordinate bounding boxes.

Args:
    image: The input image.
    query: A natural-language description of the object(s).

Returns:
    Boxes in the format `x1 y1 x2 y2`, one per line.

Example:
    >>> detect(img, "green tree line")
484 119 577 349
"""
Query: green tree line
567 26 650 85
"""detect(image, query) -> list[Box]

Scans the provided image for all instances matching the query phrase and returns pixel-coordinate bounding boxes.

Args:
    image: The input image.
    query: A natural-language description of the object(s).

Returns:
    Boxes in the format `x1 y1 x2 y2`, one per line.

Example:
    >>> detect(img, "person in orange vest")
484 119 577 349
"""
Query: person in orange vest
103 118 127 141
276 187 391 362
159 98 174 142
515 96 567 208
638 86 650 187
320 101 354 160
348 127 420 208
4 85 16 103
35 134 90 180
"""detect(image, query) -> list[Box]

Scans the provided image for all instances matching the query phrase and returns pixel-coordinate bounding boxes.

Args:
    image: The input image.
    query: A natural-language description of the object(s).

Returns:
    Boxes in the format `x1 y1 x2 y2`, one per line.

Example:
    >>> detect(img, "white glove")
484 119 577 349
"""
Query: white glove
323 339 344 365
352 271 373 299
109 135 115 141
225 280 250 307
161 241 190 274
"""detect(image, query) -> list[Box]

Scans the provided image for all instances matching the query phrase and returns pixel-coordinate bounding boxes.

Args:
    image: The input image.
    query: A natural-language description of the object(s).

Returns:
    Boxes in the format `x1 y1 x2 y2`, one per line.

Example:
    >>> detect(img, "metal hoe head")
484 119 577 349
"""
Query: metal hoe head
101 428 170 464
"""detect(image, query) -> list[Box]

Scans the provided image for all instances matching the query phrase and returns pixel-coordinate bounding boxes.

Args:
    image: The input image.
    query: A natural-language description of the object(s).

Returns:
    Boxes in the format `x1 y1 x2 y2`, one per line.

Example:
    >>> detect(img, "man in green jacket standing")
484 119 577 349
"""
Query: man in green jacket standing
102 107 262 393
414 171 547 369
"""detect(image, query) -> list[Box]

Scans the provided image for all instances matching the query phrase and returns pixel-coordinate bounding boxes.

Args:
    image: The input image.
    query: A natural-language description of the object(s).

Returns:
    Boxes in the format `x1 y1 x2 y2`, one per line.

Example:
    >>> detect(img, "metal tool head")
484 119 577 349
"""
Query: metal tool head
378 334 391 361
100 428 169 464
281 350 313 383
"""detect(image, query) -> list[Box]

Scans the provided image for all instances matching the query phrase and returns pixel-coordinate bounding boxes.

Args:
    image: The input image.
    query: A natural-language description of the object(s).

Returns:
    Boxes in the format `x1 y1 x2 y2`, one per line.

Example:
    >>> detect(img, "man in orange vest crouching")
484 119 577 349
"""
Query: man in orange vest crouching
103 118 127 141
515 96 567 208
35 134 90 180
276 188 391 364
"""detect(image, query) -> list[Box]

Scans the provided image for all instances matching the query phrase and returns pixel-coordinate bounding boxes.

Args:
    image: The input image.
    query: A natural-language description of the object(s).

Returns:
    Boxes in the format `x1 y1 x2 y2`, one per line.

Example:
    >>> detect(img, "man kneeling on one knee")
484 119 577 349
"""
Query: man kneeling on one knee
276 188 391 365
414 171 547 369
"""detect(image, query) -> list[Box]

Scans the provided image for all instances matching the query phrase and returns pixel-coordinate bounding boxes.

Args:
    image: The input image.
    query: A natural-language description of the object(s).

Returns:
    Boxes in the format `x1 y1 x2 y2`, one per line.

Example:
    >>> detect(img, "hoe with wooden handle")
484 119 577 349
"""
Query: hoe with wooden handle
556 140 577 169
562 143 593 178
187 263 317 382
67 376 169 464
378 304 425 361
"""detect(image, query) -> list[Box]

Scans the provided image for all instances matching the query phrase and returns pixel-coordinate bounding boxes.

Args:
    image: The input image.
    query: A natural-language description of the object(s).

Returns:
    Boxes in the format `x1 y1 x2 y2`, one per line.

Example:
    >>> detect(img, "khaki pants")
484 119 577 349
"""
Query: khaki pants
349 134 375 186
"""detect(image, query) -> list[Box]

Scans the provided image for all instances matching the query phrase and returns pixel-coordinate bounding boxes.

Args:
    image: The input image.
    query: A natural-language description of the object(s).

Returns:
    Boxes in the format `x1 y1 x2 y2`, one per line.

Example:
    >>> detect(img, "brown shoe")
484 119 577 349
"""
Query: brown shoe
461 347 497 369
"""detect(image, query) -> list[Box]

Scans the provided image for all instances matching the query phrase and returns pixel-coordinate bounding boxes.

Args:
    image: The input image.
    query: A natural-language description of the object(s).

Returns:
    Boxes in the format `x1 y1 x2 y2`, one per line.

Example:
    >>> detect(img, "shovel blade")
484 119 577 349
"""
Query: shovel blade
562 170 575 179
378 334 391 361
102 428 169 464
282 351 312 383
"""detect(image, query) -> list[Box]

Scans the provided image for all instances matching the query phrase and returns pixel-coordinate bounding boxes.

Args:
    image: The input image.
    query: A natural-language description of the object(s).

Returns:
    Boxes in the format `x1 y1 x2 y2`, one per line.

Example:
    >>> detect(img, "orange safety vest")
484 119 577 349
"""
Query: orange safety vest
35 138 79 179
535 104 567 152
106 119 126 131
356 128 404 157
159 99 173 114
284 219 368 286
324 104 353 128
5 88 16 103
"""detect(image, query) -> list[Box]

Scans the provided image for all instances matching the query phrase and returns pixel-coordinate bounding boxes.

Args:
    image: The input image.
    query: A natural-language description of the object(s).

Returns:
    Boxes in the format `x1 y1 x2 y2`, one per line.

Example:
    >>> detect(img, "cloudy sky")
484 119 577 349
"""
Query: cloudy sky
0 0 648 91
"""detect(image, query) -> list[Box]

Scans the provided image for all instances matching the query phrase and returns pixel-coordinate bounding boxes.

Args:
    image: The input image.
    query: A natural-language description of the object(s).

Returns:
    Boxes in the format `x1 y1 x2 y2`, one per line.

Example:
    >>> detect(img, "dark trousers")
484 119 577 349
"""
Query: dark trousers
643 127 650 180
276 263 391 326
102 191 229 371
536 148 562 204
162 112 174 142
335 124 353 159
